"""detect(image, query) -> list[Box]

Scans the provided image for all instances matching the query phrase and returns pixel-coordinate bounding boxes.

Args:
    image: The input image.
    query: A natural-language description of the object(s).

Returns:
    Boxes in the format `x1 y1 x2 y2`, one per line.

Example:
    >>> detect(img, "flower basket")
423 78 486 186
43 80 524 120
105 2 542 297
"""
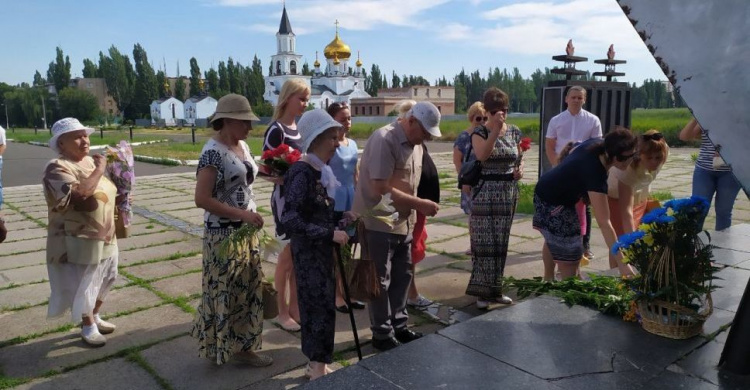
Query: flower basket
638 294 713 339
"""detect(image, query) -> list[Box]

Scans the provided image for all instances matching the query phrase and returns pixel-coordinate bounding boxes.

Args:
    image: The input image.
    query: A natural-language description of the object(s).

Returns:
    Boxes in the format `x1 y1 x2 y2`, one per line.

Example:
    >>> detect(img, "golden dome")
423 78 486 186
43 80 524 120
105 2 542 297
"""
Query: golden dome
355 51 362 67
333 53 340 65
324 31 351 59
314 59 320 67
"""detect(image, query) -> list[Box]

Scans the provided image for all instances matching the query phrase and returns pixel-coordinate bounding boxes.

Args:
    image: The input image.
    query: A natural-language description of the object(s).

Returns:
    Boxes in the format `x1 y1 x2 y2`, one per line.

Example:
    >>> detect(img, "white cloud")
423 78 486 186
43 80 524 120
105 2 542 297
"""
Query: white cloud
437 23 473 41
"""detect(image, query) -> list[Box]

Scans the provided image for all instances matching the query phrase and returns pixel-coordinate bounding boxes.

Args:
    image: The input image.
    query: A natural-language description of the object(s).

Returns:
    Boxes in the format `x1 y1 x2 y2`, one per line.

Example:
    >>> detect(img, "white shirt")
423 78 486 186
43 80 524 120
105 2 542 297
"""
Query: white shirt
0 125 6 159
546 109 602 155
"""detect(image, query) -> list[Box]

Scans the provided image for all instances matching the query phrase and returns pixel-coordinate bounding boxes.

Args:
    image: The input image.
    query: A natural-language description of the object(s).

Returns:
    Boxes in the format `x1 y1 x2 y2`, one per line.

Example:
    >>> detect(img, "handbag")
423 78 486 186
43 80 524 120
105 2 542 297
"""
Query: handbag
262 281 279 320
457 141 482 187
347 221 381 302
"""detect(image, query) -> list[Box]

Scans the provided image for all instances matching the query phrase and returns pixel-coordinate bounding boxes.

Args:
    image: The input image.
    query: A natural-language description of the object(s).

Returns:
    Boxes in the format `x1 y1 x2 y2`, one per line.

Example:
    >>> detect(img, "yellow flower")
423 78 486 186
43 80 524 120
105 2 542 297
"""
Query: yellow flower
643 233 655 246
667 209 675 216
639 224 653 233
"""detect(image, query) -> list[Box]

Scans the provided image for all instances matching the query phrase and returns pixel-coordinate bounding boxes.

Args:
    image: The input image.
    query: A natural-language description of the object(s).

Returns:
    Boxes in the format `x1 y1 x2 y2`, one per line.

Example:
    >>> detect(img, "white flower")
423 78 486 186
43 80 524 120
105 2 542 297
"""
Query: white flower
373 193 396 214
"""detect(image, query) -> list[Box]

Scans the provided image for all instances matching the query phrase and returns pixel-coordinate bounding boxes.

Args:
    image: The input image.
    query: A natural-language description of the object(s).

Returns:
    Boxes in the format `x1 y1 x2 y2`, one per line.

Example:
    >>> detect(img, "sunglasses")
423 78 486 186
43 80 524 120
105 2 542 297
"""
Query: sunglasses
489 107 510 116
474 116 488 122
642 133 664 141
616 152 637 162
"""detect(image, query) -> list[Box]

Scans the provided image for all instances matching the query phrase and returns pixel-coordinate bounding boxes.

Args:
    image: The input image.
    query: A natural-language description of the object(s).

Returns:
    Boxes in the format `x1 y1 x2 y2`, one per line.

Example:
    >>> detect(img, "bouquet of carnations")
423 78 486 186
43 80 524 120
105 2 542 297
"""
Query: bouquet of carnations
515 137 532 168
105 140 135 238
259 143 302 177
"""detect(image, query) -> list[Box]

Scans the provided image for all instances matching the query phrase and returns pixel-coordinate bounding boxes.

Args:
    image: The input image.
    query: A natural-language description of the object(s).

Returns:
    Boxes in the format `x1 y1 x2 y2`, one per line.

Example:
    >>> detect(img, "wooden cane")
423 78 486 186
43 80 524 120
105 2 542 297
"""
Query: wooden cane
334 243 363 361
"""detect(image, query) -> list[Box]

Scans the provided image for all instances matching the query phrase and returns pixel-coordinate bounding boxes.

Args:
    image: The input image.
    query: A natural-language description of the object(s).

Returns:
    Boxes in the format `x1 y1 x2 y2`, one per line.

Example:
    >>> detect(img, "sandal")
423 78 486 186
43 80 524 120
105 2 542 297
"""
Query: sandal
234 352 274 367
278 317 301 332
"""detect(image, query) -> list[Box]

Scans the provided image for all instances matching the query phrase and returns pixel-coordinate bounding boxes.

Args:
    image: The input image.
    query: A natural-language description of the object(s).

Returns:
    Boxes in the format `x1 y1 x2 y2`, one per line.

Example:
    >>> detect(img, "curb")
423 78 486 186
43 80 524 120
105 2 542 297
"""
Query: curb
27 139 169 150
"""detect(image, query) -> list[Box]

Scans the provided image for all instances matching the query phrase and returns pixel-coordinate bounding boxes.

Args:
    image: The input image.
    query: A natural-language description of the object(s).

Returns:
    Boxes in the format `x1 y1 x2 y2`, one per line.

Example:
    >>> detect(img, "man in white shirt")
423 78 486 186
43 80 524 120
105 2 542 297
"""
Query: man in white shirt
545 86 603 167
0 124 6 210
544 86 603 260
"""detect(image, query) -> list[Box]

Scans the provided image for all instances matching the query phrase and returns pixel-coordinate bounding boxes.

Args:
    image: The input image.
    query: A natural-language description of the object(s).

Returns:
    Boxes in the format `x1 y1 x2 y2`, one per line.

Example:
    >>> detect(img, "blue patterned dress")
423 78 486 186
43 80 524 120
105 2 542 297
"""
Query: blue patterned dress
465 124 520 298
281 161 337 364
453 130 474 214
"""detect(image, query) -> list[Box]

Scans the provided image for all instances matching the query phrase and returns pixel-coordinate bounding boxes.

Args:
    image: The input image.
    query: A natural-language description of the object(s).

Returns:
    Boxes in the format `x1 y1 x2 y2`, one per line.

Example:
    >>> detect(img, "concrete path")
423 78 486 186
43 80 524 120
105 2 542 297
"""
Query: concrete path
0 143 747 389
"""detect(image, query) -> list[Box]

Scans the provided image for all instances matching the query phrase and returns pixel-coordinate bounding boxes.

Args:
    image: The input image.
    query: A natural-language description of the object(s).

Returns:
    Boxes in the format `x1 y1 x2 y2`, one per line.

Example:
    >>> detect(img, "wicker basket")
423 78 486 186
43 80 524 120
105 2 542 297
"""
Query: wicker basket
637 294 713 339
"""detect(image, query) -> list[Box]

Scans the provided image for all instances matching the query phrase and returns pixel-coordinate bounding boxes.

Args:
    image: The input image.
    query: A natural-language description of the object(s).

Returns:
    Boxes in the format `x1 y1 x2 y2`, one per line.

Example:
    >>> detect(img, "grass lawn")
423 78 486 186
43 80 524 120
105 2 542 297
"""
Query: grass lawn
8 128 164 146
132 138 264 161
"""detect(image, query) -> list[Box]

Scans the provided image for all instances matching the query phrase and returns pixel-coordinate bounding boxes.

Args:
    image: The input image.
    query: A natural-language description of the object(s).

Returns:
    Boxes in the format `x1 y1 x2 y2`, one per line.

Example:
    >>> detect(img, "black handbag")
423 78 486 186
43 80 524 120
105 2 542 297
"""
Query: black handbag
457 141 482 187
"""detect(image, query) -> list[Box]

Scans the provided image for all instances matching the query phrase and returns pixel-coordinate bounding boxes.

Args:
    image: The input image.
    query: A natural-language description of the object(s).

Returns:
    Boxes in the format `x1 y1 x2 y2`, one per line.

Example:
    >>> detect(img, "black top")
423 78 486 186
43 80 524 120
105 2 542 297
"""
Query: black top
417 145 440 203
280 162 335 242
535 138 607 206
263 120 302 152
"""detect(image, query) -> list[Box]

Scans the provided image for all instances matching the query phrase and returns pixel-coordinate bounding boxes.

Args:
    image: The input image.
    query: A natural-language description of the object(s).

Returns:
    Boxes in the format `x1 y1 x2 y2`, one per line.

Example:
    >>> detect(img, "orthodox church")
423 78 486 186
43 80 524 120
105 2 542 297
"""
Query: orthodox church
263 6 370 109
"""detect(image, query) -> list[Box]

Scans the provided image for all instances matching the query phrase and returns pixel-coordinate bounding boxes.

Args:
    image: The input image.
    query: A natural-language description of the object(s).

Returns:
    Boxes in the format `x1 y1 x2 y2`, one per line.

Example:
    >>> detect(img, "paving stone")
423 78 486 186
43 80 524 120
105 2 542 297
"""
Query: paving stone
0 264 47 288
645 370 719 389
710 230 750 253
149 201 199 212
714 249 750 268
411 268 472 310
96 285 165 317
702 307 736 336
553 366 660 390
416 253 460 273
3 220 42 230
118 231 192 251
0 250 45 270
118 240 202 266
0 282 50 309
141 326 308 390
0 304 193 378
358 334 560 390
299 365 400 390
13 357 163 390
26 211 48 220
711 266 750 312
124 255 202 281
427 236 473 256
438 295 704 380
166 209 204 225
0 237 47 255
2 227 47 243
128 223 170 236
150 272 202 298
423 222 467 243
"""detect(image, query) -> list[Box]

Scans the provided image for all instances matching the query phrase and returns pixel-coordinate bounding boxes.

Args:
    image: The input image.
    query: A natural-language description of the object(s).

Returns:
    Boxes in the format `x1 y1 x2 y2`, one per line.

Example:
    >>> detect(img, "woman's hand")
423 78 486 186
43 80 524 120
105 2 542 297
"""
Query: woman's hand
513 160 524 180
462 185 472 194
340 211 360 227
332 230 349 245
92 154 107 174
242 211 264 228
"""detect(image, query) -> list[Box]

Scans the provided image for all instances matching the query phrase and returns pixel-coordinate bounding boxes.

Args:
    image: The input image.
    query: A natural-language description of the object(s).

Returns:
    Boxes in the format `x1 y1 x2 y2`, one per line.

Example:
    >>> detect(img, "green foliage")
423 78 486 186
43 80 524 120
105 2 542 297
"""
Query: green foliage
188 57 202 97
628 108 694 147
503 274 636 316
174 77 186 101
516 183 535 215
132 44 158 119
99 45 136 119
50 46 72 93
82 58 99 78
58 88 100 121
650 191 674 201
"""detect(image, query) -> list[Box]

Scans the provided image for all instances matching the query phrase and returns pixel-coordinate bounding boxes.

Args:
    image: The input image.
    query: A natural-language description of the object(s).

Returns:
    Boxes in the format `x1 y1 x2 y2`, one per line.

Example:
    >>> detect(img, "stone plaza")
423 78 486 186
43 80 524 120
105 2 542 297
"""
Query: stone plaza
0 143 749 389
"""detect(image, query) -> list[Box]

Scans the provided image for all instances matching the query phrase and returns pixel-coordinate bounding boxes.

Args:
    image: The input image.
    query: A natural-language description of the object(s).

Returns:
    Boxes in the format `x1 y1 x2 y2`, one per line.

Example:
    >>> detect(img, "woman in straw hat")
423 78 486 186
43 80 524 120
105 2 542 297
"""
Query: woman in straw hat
191 94 271 367
280 109 350 380
43 117 120 346
262 78 311 332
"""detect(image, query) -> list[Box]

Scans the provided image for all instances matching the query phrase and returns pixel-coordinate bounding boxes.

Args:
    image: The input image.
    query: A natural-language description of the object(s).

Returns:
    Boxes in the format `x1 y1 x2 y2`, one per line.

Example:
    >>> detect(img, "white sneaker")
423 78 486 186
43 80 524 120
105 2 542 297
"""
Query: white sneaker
96 318 116 334
81 329 107 347
496 295 513 305
407 295 434 308
476 299 489 310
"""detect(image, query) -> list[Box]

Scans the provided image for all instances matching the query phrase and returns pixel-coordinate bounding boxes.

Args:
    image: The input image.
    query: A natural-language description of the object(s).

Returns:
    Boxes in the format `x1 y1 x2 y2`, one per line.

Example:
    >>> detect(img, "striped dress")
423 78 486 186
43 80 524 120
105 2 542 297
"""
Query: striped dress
465 124 520 298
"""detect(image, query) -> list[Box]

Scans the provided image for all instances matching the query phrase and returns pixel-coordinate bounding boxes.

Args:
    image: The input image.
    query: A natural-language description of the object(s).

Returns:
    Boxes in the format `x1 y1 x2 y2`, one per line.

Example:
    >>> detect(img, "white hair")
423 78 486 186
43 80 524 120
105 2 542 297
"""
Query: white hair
394 99 417 119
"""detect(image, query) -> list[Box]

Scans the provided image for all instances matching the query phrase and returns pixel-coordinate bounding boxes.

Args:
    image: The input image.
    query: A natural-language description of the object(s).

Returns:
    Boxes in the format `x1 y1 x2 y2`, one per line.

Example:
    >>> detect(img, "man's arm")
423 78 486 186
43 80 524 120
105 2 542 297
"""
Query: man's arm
0 144 6 155
370 179 438 217
545 138 558 167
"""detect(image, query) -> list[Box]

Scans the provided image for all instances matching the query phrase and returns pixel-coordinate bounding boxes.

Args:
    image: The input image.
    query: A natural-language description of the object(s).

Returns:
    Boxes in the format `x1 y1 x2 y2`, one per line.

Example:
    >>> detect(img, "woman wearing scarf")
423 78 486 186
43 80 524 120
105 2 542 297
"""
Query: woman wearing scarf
281 109 350 380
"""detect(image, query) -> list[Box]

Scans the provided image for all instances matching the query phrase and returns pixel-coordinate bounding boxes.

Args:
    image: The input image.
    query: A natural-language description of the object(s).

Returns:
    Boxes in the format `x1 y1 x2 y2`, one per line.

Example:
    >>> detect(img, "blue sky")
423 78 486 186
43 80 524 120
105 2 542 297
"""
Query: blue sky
1 0 666 87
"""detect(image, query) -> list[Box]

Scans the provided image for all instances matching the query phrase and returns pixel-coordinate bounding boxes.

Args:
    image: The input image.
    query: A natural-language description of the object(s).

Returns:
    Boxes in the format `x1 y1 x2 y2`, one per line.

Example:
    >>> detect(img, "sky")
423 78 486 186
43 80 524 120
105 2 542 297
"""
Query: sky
0 0 667 87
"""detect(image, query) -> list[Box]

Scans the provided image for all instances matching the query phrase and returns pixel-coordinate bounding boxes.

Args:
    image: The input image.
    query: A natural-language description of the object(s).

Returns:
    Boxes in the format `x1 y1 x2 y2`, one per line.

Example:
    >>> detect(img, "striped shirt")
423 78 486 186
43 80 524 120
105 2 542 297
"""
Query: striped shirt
696 130 731 172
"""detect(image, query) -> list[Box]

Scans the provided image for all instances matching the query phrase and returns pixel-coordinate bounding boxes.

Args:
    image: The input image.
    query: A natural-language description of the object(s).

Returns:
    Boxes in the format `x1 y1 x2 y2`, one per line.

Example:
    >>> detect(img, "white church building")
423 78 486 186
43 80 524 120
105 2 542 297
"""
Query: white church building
150 97 184 126
263 6 370 109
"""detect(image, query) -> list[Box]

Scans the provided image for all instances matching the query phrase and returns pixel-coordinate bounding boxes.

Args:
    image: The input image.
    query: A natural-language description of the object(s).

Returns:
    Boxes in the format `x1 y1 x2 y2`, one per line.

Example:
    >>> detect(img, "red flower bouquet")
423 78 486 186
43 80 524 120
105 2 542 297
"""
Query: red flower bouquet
259 143 301 177
516 137 532 168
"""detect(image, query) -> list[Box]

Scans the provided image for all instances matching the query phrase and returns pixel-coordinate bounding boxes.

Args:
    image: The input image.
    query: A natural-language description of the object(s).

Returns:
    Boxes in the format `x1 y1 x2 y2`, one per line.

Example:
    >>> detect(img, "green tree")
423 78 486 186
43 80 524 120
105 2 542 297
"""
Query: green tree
189 57 202 97
204 68 220 98
391 72 401 88
365 64 382 96
175 77 186 101
301 62 311 76
50 47 72 92
82 58 99 78
132 44 158 118
98 45 136 119
218 61 230 94
58 88 99 121
33 71 46 87
155 70 168 98
245 55 265 105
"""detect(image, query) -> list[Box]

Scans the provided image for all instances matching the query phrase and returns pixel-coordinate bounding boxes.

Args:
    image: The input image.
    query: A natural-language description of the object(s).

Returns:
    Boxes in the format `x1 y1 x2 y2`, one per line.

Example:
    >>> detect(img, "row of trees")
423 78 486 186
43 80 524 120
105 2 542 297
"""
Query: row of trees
1 44 684 128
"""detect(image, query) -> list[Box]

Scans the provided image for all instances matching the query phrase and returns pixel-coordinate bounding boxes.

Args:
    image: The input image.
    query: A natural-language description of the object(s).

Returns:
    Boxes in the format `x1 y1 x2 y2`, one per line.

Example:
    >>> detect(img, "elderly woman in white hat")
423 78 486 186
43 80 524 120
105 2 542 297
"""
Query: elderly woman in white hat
43 117 119 346
280 109 350 380
191 94 271 367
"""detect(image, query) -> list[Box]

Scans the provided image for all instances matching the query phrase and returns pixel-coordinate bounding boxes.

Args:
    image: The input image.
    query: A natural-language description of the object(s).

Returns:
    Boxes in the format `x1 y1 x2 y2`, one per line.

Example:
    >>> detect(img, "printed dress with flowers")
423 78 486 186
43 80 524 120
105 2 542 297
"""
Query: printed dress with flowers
280 162 337 364
453 130 474 214
466 124 521 299
190 138 263 365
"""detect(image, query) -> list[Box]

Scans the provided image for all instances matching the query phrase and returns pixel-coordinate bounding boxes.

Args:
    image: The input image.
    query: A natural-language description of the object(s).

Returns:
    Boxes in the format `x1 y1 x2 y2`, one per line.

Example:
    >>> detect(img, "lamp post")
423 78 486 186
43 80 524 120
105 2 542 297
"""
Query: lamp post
40 94 48 130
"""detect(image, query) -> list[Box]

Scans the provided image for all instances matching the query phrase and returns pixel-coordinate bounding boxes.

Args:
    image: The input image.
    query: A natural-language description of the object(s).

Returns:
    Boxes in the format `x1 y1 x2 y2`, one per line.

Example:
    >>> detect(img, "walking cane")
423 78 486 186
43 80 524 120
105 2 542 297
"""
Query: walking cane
334 243 363 361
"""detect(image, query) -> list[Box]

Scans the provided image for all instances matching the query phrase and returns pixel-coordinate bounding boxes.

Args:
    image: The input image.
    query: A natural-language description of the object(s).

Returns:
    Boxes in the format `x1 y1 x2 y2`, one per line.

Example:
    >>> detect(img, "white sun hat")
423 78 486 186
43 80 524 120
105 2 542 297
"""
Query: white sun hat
298 109 342 153
49 117 95 153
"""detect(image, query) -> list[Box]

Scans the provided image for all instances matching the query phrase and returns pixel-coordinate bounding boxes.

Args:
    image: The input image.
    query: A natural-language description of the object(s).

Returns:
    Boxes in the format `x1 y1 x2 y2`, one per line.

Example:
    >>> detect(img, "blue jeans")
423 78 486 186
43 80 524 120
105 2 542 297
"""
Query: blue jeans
692 166 741 231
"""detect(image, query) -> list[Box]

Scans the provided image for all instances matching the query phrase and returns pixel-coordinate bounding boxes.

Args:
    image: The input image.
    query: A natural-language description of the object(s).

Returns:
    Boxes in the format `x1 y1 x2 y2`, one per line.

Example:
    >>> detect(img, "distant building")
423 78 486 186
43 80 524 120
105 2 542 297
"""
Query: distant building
263 5 370 109
150 97 184 126
184 95 218 125
350 86 455 116
68 78 120 116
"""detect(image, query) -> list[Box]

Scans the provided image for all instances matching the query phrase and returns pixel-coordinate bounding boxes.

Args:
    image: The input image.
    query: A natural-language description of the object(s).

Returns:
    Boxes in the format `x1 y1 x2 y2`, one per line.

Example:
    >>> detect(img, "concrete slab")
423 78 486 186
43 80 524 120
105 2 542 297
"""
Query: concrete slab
2 228 47 243
150 272 202 298
141 326 308 390
118 231 192 251
411 268 473 310
0 264 47 288
13 357 163 390
0 250 45 270
149 201 199 212
0 237 47 255
438 296 704 380
0 282 50 310
423 223 468 243
124 255 202 281
299 365 400 390
416 253 460 273
711 266 750 312
713 248 750 267
0 304 193 378
118 240 202 266
358 334 561 390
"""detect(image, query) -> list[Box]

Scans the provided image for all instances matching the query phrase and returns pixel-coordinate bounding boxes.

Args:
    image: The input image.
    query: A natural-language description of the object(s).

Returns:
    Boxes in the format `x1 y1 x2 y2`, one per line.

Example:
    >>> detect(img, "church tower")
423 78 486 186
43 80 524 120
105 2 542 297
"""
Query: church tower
264 5 311 106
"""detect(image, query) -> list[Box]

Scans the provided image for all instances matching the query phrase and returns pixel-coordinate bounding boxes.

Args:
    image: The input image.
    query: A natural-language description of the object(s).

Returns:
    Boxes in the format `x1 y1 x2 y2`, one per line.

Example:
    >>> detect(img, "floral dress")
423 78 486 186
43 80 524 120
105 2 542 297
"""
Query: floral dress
281 161 337 364
465 124 520 299
190 139 263 365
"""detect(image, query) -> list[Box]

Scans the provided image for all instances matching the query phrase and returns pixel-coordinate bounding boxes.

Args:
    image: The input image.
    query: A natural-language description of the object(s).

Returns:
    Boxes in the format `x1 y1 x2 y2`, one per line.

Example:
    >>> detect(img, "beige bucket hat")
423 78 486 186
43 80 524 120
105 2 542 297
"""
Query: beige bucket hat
210 94 260 124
